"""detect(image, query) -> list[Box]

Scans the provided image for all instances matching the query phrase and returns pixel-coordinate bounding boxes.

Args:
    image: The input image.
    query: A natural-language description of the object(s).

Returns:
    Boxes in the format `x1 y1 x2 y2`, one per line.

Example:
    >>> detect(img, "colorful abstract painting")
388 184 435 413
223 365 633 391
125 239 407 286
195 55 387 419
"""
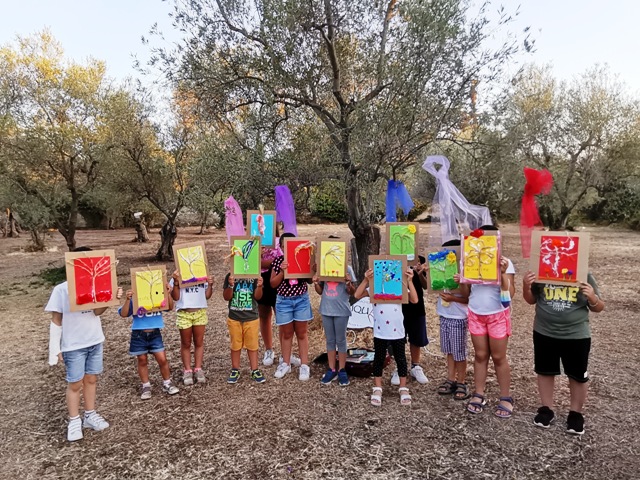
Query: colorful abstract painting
247 210 276 248
229 236 261 279
386 222 419 264
427 249 459 291
461 230 500 284
369 255 408 304
530 231 589 286
131 266 169 314
65 249 119 312
283 237 316 279
317 238 347 282
172 241 208 288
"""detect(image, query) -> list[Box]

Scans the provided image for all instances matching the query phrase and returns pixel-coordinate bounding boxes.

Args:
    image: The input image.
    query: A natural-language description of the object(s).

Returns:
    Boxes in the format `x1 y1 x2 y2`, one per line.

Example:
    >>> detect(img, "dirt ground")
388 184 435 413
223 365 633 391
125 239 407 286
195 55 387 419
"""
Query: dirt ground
0 223 638 480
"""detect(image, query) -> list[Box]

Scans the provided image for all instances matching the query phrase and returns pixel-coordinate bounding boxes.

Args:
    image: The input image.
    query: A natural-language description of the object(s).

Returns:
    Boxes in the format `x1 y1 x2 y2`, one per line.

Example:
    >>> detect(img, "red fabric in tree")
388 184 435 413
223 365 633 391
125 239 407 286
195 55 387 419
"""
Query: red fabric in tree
520 167 554 258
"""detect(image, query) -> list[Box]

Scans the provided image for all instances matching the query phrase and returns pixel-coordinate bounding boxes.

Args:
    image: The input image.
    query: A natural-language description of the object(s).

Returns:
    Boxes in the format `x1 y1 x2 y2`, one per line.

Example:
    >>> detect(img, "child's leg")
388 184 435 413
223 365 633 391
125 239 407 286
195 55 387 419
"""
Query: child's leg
244 319 260 370
537 374 555 407
293 320 309 365
231 349 242 369
66 380 83 417
470 334 490 395
568 379 588 413
179 327 193 370
192 325 206 370
137 354 150 383
247 350 259 370
391 338 408 387
322 315 337 369
258 304 274 351
280 323 295 363
334 315 349 370
82 374 98 411
446 354 456 381
409 344 421 365
454 360 467 384
152 351 171 381
488 335 510 398
372 337 388 387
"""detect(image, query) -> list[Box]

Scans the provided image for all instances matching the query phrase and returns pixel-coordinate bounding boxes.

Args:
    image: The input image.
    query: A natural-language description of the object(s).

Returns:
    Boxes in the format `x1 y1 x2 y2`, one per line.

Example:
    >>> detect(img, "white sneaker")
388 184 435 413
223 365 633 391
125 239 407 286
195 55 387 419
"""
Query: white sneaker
67 417 83 442
274 362 291 379
279 355 302 367
391 370 400 386
83 411 109 431
263 349 274 366
410 365 429 384
299 364 310 381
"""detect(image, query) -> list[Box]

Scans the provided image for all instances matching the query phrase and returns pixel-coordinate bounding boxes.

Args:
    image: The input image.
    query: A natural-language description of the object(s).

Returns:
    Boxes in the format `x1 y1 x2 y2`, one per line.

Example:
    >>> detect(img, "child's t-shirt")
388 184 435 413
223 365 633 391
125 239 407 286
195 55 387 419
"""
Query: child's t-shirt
223 273 259 322
271 255 308 297
169 279 209 310
45 281 105 352
118 300 165 330
436 294 468 319
468 259 515 315
402 269 426 318
319 266 356 317
372 303 405 340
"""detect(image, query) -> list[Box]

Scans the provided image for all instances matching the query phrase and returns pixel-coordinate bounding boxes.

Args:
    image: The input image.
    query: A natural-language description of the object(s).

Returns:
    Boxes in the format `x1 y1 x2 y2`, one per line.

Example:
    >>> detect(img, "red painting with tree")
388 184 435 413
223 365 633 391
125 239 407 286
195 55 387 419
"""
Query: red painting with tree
537 235 580 282
73 256 114 305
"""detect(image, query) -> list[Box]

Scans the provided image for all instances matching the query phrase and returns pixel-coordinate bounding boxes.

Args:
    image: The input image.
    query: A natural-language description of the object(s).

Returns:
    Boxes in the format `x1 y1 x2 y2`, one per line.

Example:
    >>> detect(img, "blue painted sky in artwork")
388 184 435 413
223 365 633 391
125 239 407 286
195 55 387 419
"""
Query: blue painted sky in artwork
249 213 275 247
373 260 403 297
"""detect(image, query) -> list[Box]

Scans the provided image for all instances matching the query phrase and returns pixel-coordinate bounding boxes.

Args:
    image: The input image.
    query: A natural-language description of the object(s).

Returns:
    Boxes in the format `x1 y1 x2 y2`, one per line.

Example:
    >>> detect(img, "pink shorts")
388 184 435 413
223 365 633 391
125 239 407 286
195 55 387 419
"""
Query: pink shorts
468 309 511 339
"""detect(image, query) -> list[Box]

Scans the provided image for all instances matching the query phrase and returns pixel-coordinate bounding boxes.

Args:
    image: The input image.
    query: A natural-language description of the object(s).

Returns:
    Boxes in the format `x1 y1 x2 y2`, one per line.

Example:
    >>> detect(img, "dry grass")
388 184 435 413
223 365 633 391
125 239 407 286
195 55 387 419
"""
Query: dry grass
0 224 638 480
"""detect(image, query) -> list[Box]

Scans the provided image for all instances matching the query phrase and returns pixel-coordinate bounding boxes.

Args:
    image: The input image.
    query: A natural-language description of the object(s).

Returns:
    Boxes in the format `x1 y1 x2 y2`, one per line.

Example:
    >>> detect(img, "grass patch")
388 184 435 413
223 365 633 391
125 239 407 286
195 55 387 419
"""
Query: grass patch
39 266 66 286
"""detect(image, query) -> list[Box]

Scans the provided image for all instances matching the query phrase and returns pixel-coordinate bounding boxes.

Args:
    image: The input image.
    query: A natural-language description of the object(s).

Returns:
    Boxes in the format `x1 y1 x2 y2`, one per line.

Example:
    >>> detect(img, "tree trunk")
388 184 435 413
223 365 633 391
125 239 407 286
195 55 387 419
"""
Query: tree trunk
198 210 209 235
29 229 46 251
135 218 150 243
156 220 177 260
350 226 381 282
59 191 79 251
6 209 19 238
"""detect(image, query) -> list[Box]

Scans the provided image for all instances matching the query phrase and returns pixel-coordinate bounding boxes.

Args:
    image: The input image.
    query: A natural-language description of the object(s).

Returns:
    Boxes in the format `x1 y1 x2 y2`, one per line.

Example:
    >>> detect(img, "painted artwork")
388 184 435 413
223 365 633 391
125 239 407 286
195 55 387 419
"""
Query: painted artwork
317 238 348 282
229 236 261 279
530 231 589 286
461 229 500 285
386 222 419 264
283 237 316 279
130 266 169 315
247 210 277 248
172 241 208 288
427 248 459 291
65 249 120 312
369 255 408 304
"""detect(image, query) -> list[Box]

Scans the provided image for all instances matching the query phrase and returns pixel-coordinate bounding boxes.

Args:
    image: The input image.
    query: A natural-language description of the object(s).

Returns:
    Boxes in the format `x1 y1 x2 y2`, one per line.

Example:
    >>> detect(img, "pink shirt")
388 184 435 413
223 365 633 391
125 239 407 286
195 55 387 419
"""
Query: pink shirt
261 242 282 273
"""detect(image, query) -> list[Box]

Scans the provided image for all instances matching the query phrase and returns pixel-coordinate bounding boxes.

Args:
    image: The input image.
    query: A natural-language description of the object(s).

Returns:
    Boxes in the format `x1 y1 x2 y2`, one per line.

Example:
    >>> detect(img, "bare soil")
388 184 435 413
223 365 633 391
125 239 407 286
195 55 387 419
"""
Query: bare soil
0 223 638 480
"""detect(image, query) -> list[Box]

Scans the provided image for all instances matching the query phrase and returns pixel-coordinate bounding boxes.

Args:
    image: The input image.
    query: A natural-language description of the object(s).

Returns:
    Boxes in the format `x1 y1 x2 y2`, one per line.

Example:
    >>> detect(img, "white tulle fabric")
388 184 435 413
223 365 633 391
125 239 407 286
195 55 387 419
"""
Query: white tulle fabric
422 155 492 246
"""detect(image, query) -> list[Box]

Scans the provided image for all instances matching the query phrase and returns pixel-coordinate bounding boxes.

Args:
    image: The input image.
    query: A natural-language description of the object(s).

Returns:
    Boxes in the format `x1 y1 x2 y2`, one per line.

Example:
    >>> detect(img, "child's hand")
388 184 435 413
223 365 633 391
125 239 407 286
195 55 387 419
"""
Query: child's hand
579 282 597 303
228 276 235 288
523 271 536 288
172 270 180 282
207 275 215 285
364 269 374 281
440 292 456 303
312 275 319 284
281 261 289 270
125 289 134 300
345 272 352 282
257 276 264 288
406 268 414 279
166 283 172 293
500 256 509 274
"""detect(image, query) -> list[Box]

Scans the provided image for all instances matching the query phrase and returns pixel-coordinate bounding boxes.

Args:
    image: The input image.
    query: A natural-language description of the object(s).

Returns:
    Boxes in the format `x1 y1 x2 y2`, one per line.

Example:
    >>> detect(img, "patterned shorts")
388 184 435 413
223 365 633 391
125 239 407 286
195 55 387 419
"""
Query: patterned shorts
439 316 468 362
176 309 208 330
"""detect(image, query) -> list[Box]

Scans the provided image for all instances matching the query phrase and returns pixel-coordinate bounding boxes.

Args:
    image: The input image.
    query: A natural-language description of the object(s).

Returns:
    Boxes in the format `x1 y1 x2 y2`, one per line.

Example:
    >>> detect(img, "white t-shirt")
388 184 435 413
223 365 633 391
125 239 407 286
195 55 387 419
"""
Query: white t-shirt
371 302 405 340
468 259 515 315
170 279 209 310
436 294 468 319
44 282 105 352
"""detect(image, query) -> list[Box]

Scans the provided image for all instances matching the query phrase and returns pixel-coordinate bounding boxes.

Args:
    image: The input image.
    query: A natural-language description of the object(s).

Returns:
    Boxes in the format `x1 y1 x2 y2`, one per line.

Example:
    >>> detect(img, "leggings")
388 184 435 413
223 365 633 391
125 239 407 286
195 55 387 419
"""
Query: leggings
373 337 407 378
322 315 349 353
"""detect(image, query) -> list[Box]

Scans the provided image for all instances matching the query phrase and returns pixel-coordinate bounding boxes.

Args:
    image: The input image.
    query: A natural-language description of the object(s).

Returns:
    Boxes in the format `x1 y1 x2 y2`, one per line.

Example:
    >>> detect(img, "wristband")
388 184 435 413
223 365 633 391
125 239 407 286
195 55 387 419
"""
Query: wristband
588 297 600 308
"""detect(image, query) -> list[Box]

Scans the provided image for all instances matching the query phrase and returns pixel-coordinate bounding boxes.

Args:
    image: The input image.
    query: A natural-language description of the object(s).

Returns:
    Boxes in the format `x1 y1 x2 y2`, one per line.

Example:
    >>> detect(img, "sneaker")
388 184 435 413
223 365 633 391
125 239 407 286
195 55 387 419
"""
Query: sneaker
274 362 291 379
533 406 555 429
194 369 206 384
263 349 274 367
83 411 109 431
299 364 310 381
391 370 400 386
162 381 179 395
140 384 152 400
321 369 338 385
67 416 83 442
183 370 194 386
410 365 429 384
338 369 350 387
280 355 302 367
227 368 240 384
567 410 585 435
251 369 266 383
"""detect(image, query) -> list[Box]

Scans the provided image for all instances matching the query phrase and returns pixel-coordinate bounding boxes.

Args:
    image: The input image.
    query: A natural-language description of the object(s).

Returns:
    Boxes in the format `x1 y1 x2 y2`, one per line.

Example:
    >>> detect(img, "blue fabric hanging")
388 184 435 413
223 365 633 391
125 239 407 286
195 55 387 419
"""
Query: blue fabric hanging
385 180 414 222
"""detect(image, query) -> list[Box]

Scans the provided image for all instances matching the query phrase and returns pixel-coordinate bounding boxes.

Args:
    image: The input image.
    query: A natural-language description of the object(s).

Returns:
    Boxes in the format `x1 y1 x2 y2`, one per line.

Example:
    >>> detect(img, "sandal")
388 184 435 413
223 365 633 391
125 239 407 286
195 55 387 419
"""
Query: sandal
399 387 412 405
466 393 487 414
494 396 514 419
453 382 471 401
371 387 383 406
437 379 456 395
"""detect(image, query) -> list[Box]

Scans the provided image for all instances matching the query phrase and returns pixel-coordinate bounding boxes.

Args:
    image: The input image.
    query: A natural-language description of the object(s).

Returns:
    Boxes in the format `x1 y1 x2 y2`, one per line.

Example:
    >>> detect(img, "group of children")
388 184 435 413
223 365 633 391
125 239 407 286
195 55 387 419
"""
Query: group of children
47 223 605 441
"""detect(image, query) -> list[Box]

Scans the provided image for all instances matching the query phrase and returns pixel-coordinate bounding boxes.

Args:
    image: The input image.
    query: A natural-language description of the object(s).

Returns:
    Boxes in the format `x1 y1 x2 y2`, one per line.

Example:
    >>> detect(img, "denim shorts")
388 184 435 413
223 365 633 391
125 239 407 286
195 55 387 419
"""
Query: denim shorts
275 294 313 325
129 329 165 356
62 343 104 383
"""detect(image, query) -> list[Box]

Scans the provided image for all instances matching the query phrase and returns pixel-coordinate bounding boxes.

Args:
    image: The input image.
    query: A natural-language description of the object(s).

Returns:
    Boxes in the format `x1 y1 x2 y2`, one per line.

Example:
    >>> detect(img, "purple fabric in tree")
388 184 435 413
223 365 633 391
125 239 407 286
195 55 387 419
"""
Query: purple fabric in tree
275 185 298 235
386 180 415 222
224 196 245 245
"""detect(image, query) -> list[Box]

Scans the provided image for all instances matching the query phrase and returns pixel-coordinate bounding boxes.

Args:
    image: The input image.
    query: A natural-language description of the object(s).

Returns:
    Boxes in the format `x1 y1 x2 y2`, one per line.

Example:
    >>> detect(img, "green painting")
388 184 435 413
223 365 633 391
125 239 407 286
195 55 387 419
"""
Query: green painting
230 236 261 278
427 249 459 290
388 223 417 261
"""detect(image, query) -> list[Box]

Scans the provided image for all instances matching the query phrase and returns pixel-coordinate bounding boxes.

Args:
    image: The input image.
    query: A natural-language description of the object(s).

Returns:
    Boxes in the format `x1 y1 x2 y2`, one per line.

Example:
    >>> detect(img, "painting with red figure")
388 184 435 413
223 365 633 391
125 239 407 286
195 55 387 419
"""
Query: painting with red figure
530 231 590 286
74 257 114 305
283 237 316 279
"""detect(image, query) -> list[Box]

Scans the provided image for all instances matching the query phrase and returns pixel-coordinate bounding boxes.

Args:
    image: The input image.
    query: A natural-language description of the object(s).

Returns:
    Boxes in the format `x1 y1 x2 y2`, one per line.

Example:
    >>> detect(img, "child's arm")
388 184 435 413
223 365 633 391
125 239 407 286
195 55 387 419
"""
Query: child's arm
345 270 356 296
49 312 63 366
406 268 418 304
312 275 323 295
415 263 429 289
166 283 174 310
120 290 134 317
439 292 469 305
581 281 605 313
205 275 215 300
170 270 181 301
354 269 373 300
223 275 234 301
500 257 516 297
255 276 264 301
270 259 286 288
522 271 537 305
453 274 470 297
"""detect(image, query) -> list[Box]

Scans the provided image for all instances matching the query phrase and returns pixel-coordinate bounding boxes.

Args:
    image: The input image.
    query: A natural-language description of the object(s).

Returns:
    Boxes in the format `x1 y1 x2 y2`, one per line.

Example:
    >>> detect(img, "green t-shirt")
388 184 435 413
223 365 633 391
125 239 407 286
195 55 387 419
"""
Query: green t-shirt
223 274 259 322
532 273 599 339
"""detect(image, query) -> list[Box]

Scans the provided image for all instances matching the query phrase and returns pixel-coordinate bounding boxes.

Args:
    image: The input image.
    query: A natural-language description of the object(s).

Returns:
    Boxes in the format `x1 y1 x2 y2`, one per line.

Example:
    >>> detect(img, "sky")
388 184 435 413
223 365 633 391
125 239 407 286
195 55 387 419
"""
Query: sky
0 0 638 94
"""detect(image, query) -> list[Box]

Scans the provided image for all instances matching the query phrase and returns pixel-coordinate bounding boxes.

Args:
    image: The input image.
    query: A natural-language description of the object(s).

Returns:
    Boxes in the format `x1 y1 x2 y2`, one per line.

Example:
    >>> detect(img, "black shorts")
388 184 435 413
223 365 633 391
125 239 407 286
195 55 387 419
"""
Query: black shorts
533 331 591 383
257 270 277 307
403 315 429 348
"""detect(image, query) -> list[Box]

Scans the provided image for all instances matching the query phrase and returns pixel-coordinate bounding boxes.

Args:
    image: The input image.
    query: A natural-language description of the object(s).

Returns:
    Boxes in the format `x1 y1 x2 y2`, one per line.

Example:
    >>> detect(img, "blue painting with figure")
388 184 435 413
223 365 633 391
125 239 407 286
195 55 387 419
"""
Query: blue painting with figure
372 258 404 302
248 210 276 248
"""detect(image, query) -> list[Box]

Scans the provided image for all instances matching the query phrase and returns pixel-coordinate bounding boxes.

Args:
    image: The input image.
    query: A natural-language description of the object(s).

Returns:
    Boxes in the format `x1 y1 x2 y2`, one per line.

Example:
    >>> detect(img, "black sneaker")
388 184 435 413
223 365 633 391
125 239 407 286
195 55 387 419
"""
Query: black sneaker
533 406 555 428
566 410 585 435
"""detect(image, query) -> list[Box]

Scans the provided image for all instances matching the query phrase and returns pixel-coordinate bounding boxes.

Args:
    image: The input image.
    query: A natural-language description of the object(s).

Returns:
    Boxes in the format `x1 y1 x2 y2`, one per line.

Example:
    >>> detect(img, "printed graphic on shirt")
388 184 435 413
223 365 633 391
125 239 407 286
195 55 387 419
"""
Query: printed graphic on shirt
541 284 580 312
231 280 256 312
325 282 339 297
184 284 205 294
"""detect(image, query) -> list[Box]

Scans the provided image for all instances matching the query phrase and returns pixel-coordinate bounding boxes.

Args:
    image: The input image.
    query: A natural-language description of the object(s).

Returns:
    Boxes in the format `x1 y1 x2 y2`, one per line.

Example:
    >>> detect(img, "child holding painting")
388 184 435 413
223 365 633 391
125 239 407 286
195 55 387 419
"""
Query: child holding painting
435 239 470 400
270 233 314 381
119 285 180 399
354 267 419 406
456 225 516 418
223 272 266 384
170 271 214 385
257 227 282 367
